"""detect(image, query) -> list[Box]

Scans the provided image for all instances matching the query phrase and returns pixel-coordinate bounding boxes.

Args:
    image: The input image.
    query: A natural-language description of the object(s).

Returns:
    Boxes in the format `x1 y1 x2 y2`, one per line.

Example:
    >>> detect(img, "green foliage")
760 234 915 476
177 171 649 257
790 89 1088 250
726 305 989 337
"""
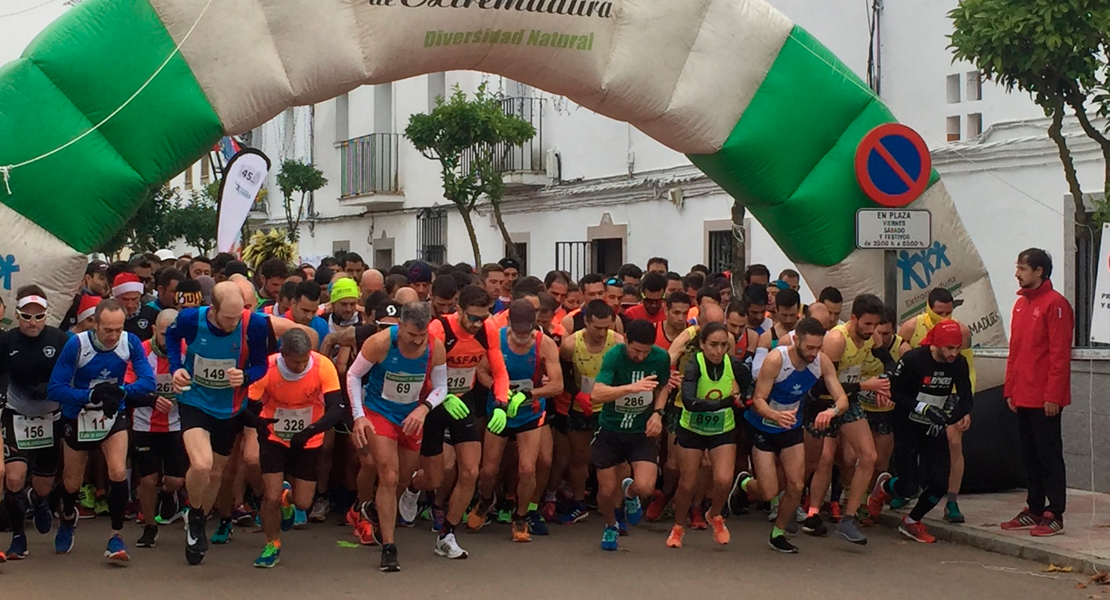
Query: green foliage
276 159 327 244
404 82 537 264
96 185 186 258
169 182 219 256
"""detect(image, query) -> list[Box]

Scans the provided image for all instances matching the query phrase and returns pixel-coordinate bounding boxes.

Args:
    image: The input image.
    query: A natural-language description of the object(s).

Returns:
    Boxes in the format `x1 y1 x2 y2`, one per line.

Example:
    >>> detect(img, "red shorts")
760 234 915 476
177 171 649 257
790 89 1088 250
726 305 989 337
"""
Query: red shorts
367 410 422 453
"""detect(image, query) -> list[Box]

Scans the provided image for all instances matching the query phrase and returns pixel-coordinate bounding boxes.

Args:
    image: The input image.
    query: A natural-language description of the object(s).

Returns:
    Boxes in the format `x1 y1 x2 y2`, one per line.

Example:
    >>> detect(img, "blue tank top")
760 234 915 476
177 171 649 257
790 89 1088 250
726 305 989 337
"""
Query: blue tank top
488 328 544 427
364 327 430 426
179 306 248 419
744 345 821 434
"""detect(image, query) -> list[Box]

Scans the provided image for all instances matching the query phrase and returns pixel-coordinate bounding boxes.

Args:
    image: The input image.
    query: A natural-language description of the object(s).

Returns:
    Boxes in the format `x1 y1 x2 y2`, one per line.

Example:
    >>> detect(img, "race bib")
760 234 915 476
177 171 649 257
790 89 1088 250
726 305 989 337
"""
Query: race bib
193 357 236 389
155 374 176 399
687 409 728 435
838 365 862 386
381 372 424 404
859 391 878 408
910 392 950 425
762 399 800 429
509 379 534 394
77 410 116 442
446 367 476 395
13 414 54 450
616 392 650 414
273 406 313 440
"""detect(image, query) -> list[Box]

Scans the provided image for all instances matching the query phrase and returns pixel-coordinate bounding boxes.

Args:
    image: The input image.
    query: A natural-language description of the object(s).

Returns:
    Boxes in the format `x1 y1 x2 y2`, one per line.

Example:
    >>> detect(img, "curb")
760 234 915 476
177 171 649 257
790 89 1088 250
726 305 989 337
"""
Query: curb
876 511 1110 575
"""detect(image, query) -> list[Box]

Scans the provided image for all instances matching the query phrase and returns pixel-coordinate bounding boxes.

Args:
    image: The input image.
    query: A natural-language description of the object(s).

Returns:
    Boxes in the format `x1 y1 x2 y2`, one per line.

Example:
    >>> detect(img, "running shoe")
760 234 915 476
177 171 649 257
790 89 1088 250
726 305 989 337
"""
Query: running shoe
710 515 730 545
785 519 798 534
1000 508 1040 530
802 514 827 536
622 478 643 526
559 501 588 524
689 506 708 530
889 496 908 510
157 492 183 525
615 509 629 536
77 505 97 520
898 517 935 543
466 497 493 532
105 533 130 561
380 543 400 572
232 504 255 527
211 518 233 544
836 516 867 545
137 524 159 548
496 505 513 525
54 520 75 554
185 507 207 565
645 490 669 522
829 501 842 523
78 484 96 511
6 533 28 560
33 498 52 534
398 487 421 524
435 533 468 559
345 505 360 528
795 506 807 523
728 471 752 517
1030 512 1064 537
94 495 109 517
944 501 965 524
600 525 619 551
280 483 296 532
355 518 380 546
511 518 532 543
309 494 329 523
665 524 684 548
254 541 281 568
769 533 798 553
526 510 549 536
124 500 139 522
867 472 892 519
856 503 873 526
431 505 446 533
541 497 557 522
767 495 780 522
293 508 308 530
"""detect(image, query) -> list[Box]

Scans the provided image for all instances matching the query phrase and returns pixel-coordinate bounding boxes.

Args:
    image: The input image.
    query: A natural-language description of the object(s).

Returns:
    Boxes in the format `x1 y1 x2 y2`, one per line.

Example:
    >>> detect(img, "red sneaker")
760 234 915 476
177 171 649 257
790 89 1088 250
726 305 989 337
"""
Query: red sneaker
1030 512 1064 537
1000 509 1040 531
355 517 380 546
898 517 935 543
829 501 843 523
541 499 556 522
689 506 708 530
645 490 669 523
867 473 892 519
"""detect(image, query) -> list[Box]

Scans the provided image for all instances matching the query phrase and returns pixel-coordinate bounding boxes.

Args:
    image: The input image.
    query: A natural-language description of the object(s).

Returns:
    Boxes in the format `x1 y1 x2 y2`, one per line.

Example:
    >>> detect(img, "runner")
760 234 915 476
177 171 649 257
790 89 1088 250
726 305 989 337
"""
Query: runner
559 300 621 524
867 320 973 543
248 329 347 568
735 317 847 553
421 285 509 559
655 292 692 351
407 261 434 302
756 288 801 352
113 272 159 342
430 276 459 317
284 281 331 350
165 281 272 565
1 287 69 560
49 298 156 562
667 322 751 549
126 309 187 550
861 307 902 484
742 286 773 335
725 300 759 362
328 278 363 333
469 300 563 542
346 302 447 572
560 274 606 334
589 319 679 550
623 272 667 325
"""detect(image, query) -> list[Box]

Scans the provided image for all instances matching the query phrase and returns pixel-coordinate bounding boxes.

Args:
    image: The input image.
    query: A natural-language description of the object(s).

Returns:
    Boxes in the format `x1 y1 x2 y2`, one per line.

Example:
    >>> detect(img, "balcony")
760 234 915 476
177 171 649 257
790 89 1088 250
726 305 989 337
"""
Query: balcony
462 97 548 189
339 133 402 207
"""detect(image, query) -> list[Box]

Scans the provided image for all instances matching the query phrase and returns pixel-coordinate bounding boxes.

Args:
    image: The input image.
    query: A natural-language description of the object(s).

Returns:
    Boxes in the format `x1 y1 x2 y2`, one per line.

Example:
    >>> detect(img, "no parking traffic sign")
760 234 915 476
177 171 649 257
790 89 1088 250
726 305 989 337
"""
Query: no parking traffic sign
855 123 932 208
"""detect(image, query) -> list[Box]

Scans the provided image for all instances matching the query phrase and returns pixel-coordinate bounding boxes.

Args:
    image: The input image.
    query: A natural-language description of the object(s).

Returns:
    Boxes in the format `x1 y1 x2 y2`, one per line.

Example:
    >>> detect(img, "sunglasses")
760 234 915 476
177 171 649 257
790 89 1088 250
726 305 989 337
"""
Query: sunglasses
642 297 664 305
620 302 639 309
465 313 488 324
605 278 621 287
17 311 47 322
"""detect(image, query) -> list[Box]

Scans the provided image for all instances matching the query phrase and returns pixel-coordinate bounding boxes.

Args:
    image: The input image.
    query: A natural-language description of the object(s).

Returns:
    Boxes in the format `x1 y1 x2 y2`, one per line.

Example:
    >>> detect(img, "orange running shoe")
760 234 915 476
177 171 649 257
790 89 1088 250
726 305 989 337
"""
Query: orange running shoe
666 524 685 548
645 490 669 522
511 519 532 543
709 515 730 545
898 517 936 543
467 497 493 532
355 518 380 546
689 506 708 530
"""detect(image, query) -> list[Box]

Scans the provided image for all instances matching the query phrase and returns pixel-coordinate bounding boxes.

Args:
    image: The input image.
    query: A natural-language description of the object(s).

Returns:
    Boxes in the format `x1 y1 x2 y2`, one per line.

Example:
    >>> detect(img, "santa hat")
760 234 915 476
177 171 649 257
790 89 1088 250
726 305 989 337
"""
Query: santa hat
76 295 101 322
112 272 144 297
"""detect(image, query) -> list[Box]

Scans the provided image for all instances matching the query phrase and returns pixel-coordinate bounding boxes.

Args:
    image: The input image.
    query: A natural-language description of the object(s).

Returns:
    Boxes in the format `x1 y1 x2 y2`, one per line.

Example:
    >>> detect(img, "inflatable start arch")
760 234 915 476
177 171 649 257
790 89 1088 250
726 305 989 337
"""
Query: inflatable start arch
0 0 1005 348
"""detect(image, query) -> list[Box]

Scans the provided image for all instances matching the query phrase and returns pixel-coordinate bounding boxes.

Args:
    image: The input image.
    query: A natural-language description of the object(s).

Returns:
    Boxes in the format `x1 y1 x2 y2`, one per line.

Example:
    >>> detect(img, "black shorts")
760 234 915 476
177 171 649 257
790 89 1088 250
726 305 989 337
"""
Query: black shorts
675 426 736 451
420 405 482 457
62 413 128 452
334 411 354 435
493 415 545 440
468 386 489 420
179 403 244 457
259 438 319 481
131 431 187 479
567 409 598 433
2 410 62 477
803 399 865 439
865 410 894 436
743 419 804 454
590 429 659 470
548 412 568 435
664 404 683 435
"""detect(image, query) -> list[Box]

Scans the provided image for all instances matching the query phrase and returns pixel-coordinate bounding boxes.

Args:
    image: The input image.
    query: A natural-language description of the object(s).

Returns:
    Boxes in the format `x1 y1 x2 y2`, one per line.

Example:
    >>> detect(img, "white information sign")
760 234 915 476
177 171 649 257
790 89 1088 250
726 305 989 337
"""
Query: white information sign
855 209 932 250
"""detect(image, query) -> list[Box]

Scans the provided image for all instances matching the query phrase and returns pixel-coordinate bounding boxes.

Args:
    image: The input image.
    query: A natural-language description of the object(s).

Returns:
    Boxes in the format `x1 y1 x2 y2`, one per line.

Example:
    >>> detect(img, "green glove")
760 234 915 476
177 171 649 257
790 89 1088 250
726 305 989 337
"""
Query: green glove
444 394 470 421
507 391 531 419
487 407 508 434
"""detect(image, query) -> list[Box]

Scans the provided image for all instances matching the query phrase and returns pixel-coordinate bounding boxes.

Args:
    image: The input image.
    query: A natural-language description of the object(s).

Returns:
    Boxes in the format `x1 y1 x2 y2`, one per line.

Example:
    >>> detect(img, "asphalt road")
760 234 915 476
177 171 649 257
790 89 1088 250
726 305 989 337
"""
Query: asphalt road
0 512 1096 600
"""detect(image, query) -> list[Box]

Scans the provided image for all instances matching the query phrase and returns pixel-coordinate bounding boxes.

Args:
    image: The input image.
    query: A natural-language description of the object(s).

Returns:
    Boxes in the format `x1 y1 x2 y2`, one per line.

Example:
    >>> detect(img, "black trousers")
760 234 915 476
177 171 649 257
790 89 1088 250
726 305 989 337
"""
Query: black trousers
1017 407 1066 518
890 419 950 522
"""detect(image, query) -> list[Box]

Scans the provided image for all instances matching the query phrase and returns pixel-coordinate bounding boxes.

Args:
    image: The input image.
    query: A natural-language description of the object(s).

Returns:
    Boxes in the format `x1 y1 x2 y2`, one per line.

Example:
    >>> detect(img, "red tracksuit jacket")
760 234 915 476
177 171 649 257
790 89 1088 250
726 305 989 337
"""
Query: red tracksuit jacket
1004 279 1073 409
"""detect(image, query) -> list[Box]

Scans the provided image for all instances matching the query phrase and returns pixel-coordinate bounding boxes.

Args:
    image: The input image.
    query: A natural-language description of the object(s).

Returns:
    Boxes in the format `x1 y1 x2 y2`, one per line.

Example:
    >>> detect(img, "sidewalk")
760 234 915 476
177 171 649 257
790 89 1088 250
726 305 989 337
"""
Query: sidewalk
878 489 1110 574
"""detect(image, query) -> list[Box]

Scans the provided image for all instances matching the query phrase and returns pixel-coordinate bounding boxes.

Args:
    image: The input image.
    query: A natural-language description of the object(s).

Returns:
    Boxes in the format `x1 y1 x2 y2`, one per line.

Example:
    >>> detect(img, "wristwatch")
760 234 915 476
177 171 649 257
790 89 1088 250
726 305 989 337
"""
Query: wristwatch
421 399 434 411
653 408 665 417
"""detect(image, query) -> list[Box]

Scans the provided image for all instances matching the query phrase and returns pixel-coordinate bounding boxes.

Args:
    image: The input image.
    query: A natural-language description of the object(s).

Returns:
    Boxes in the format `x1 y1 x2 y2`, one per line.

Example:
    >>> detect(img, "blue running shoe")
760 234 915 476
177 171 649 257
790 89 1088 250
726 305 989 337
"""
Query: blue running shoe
211 518 233 544
54 520 75 554
558 501 588 525
253 541 281 568
105 534 130 561
280 483 295 532
293 508 308 530
600 525 619 551
33 499 52 534
7 534 28 560
622 478 642 526
431 505 445 533
526 510 549 536
615 509 629 536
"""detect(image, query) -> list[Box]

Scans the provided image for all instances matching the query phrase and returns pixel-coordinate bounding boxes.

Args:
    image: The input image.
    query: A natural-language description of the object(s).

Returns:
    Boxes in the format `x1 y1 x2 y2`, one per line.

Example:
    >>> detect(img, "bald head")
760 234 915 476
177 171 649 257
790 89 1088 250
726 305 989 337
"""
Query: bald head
394 286 420 305
361 269 384 298
807 302 835 330
228 273 256 309
211 281 248 332
699 303 725 324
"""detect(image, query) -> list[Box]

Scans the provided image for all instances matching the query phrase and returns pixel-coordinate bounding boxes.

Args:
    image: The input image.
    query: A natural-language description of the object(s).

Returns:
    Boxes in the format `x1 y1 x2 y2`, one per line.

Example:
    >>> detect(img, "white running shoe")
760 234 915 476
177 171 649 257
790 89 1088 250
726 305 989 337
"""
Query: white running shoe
399 488 421 524
434 533 469 559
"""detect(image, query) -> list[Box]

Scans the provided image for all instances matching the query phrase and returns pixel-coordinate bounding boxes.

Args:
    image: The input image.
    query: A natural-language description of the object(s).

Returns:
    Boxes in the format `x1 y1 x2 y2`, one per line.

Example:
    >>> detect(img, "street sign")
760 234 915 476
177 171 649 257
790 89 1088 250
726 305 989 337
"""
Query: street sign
855 123 932 208
855 209 932 250
1090 223 1110 343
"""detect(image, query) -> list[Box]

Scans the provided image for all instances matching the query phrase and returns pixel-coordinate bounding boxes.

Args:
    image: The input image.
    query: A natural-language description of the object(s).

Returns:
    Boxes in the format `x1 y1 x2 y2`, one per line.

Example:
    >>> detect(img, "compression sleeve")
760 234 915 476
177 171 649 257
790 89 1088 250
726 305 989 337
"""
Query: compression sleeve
425 363 448 408
243 314 272 385
299 390 347 437
484 320 511 404
889 354 918 413
948 358 974 423
872 345 897 372
679 357 700 407
48 335 91 409
346 352 374 420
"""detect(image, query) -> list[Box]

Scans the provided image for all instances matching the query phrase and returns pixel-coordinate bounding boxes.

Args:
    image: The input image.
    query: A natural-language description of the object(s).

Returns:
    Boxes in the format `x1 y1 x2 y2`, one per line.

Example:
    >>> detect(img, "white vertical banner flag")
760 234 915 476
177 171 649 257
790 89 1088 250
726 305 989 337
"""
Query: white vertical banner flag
1090 223 1110 344
217 148 271 253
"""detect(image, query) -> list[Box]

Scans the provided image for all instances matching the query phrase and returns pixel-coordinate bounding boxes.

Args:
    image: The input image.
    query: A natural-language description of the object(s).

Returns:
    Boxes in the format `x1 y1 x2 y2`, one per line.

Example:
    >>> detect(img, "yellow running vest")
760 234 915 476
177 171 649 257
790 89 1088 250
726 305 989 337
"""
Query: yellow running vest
860 334 902 413
818 323 872 403
571 329 617 413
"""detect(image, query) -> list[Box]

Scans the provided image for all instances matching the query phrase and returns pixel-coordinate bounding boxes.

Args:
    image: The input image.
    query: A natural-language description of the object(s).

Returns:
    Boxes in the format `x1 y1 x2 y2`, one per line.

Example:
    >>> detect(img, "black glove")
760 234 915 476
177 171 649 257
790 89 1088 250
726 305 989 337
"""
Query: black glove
289 429 314 449
919 405 948 426
91 382 125 419
30 382 49 401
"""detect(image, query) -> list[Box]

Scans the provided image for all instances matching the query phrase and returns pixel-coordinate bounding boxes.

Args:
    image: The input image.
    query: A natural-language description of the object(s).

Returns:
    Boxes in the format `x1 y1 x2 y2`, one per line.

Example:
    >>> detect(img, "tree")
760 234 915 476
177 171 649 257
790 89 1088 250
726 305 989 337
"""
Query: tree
166 182 219 256
277 159 327 244
949 0 1110 241
96 185 182 258
405 83 537 265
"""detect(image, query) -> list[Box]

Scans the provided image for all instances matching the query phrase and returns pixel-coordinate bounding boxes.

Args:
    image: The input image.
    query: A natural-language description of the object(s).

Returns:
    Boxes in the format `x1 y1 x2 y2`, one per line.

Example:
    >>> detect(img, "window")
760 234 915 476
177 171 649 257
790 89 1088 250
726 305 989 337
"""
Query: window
946 116 961 142
556 241 589 283
966 71 982 101
184 165 193 190
332 240 350 255
708 230 733 273
417 207 447 265
967 113 983 139
428 73 446 111
200 157 210 185
505 242 528 275
592 238 622 276
946 74 961 104
335 94 349 142
374 83 393 134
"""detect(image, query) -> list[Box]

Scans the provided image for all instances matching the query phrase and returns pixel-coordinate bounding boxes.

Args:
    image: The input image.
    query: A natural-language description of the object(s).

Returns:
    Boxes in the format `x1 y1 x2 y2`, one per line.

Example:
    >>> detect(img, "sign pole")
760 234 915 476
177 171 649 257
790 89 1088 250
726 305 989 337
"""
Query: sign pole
884 249 897 310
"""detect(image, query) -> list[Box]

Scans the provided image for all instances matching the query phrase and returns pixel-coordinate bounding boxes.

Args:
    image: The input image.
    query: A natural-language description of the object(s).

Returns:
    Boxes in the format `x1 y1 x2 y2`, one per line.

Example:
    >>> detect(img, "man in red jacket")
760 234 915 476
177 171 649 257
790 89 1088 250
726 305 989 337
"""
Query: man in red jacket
1001 248 1072 537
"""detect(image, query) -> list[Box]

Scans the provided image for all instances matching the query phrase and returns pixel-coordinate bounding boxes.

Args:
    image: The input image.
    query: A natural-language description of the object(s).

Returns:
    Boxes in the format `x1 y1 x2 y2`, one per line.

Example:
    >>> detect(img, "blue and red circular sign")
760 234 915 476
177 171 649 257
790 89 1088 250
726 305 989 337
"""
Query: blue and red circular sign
855 123 931 208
